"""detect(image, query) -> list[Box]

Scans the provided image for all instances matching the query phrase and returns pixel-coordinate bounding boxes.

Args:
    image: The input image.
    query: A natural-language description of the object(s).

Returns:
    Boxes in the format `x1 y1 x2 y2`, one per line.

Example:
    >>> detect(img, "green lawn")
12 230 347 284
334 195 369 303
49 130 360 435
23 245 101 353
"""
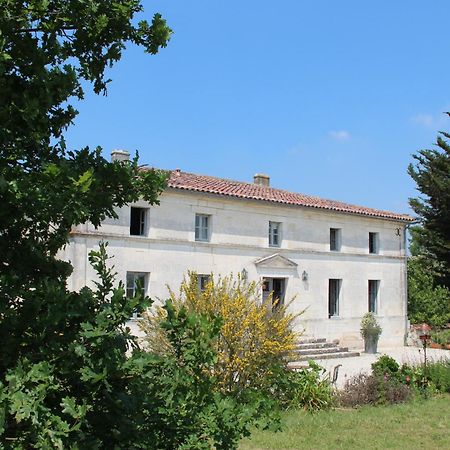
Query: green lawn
240 395 450 450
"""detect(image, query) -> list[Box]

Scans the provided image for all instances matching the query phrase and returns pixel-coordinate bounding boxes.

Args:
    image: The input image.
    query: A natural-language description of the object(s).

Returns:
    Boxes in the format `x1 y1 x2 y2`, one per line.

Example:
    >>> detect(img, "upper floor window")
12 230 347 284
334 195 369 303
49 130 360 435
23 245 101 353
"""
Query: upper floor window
330 228 341 251
195 214 210 241
369 232 379 254
269 221 281 247
130 207 147 236
368 280 380 314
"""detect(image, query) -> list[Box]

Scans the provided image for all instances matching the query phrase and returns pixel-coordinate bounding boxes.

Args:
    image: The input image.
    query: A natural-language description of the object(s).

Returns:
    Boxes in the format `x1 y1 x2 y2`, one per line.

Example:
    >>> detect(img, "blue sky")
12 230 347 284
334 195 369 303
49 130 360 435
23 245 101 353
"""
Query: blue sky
65 0 450 215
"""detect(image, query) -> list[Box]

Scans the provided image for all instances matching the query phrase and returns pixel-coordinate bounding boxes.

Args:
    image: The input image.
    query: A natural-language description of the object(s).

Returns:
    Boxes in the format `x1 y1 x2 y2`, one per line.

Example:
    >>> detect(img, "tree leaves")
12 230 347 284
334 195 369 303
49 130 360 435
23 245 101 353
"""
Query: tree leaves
408 124 450 287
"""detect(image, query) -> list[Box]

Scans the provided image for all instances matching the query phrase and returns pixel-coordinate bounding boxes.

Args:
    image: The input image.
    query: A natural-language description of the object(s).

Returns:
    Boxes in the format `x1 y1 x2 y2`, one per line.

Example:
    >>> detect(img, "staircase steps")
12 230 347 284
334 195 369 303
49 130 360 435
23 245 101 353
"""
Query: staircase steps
289 337 360 364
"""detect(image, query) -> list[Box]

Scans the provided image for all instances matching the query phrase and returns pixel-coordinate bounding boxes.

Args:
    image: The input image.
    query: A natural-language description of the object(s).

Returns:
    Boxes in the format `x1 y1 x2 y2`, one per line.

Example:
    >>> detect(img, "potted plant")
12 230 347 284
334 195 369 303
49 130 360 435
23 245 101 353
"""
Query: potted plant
360 312 382 354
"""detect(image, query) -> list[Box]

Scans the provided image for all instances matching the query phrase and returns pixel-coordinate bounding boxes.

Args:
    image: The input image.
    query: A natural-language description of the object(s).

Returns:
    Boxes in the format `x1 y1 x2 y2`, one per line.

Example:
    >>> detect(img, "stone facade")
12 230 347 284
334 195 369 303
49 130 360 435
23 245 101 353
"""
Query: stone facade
61 157 412 349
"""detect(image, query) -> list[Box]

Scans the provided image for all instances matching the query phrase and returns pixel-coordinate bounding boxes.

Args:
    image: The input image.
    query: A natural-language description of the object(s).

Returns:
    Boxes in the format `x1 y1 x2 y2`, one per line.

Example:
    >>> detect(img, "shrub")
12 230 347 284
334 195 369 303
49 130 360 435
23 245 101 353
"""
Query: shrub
407 255 450 328
133 301 267 449
371 355 400 378
360 313 382 339
370 355 450 397
284 361 334 411
431 329 450 346
426 360 450 393
140 272 300 401
338 373 412 407
0 246 265 449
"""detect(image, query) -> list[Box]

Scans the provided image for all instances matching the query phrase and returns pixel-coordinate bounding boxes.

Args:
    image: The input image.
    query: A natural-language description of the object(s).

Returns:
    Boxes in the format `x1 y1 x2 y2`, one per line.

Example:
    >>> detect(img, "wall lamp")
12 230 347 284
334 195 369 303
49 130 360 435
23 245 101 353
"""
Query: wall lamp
302 270 308 282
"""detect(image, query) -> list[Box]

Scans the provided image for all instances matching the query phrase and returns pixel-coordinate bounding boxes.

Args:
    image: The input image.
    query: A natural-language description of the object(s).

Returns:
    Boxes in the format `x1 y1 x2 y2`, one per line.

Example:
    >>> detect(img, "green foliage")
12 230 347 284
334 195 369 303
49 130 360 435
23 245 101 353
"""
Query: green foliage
426 360 450 393
0 0 170 293
371 355 400 378
338 373 412 407
369 355 450 397
280 362 334 412
140 272 299 402
360 312 382 339
408 127 450 288
407 255 450 327
131 301 262 450
431 329 450 346
1 244 260 448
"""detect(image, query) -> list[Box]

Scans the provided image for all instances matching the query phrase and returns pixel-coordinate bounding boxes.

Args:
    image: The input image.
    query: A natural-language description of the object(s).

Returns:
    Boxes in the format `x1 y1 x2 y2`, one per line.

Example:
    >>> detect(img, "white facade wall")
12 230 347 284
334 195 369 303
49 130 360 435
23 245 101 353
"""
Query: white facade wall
62 189 408 348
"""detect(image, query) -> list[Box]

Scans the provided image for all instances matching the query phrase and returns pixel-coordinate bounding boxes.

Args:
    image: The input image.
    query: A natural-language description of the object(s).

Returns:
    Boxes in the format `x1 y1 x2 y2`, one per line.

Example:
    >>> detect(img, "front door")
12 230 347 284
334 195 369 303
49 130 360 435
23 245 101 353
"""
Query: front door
262 277 286 310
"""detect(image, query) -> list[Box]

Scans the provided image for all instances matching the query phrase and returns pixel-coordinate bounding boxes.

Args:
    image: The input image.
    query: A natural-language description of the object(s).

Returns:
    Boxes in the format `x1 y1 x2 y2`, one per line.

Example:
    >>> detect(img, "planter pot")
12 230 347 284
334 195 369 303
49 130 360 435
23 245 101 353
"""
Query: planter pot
364 334 379 354
430 342 442 349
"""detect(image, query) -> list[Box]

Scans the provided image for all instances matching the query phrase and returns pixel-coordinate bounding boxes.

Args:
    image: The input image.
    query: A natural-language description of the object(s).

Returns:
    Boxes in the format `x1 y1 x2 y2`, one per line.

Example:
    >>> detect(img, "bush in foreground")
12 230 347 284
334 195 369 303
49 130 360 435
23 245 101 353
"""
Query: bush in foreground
0 246 260 449
339 355 450 408
141 272 299 403
279 361 334 411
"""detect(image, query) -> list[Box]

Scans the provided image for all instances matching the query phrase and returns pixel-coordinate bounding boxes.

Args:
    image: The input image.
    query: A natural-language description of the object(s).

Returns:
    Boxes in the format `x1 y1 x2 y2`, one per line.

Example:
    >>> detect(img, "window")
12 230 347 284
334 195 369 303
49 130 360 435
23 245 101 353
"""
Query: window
269 221 281 247
368 280 380 314
262 277 286 311
328 279 341 318
195 214 210 241
197 274 210 292
130 207 147 236
369 232 379 254
126 272 148 318
330 228 341 251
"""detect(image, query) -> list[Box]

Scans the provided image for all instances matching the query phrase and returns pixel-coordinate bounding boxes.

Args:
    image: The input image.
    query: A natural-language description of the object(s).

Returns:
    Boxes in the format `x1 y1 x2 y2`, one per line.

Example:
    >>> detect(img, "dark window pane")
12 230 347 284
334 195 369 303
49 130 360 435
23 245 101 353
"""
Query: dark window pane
130 207 145 236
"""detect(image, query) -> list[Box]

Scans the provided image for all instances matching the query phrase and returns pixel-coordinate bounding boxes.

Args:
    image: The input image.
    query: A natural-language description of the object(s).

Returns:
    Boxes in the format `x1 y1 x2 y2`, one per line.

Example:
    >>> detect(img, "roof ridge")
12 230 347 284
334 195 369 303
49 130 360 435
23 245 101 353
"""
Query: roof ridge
166 169 414 222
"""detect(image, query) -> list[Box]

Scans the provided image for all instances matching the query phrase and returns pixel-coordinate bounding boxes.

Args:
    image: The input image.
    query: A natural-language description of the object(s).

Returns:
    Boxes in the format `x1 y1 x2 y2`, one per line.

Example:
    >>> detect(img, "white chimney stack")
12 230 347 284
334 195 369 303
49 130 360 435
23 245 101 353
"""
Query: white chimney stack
111 149 130 162
253 173 270 187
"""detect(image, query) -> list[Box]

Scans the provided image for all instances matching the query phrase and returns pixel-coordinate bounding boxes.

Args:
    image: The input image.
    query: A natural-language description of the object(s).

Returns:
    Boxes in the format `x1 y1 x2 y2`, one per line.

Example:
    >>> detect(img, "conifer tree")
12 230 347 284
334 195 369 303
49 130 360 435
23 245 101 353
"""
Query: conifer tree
408 121 450 288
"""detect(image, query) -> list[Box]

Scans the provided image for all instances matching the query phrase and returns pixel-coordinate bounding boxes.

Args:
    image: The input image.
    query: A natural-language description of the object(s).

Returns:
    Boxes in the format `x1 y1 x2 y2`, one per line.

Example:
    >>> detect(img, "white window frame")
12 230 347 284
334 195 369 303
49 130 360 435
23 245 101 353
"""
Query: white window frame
269 221 282 247
195 214 210 242
330 228 341 251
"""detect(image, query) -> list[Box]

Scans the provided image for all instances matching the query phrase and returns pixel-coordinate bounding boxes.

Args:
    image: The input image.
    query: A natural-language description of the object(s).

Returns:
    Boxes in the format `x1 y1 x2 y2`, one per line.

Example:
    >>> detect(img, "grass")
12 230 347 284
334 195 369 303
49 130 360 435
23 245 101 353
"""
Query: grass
240 395 450 450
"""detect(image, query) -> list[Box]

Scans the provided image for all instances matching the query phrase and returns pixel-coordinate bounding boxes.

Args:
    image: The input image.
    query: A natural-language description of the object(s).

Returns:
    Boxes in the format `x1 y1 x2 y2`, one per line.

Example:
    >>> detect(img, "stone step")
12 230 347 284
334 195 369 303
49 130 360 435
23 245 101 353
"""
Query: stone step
297 337 326 345
295 346 349 356
291 351 361 363
295 342 337 350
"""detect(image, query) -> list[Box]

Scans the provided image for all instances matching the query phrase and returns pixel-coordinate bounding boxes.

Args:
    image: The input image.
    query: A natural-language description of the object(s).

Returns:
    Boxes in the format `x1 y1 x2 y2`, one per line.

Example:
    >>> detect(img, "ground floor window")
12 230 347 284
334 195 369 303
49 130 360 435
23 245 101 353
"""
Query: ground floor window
126 272 148 318
262 277 286 310
368 279 380 314
197 274 211 292
328 279 341 318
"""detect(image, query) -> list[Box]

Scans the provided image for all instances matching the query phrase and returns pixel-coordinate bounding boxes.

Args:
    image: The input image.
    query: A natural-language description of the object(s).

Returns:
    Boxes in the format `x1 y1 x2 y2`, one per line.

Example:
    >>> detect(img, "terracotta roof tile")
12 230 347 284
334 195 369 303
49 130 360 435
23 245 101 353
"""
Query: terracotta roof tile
167 170 414 222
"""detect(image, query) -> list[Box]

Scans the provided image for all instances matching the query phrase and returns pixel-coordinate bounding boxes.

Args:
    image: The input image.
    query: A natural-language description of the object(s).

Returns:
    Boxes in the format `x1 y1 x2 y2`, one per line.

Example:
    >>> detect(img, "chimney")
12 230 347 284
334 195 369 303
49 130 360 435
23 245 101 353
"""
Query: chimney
253 173 270 187
111 149 130 162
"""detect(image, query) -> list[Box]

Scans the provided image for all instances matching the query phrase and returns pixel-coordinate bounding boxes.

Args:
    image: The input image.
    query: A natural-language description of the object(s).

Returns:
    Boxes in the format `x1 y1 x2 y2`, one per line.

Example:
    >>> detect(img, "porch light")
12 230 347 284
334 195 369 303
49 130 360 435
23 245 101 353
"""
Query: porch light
302 270 308 281
241 268 248 281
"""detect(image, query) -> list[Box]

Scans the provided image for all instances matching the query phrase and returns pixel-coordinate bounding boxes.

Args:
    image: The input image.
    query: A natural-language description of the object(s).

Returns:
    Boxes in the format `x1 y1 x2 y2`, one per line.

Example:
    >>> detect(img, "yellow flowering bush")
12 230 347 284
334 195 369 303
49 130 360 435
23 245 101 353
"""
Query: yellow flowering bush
140 272 301 395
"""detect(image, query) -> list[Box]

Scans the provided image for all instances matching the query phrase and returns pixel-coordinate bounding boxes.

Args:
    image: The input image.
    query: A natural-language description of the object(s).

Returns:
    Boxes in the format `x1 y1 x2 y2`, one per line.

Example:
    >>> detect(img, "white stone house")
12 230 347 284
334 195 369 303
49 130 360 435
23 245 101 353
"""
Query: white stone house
62 151 414 348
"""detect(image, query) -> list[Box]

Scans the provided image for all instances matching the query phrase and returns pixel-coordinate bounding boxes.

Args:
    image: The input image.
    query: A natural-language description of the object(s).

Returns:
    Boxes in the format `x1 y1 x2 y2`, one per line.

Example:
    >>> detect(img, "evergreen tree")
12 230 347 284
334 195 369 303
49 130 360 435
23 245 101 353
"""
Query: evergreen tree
408 122 450 288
